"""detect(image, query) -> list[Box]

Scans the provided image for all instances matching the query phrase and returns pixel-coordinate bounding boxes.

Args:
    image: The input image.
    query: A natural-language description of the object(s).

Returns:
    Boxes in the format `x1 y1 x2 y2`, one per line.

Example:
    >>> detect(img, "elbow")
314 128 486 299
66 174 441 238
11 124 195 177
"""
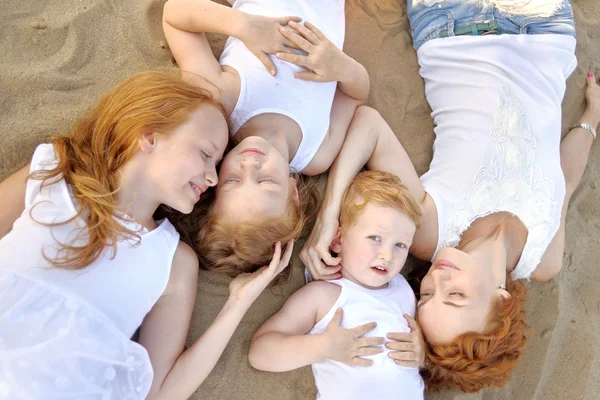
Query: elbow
248 336 266 371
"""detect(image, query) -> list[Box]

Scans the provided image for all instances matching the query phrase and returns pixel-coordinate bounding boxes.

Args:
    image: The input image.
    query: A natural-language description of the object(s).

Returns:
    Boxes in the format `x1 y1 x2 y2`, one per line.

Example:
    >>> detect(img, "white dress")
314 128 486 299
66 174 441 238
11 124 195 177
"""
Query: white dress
308 275 424 400
0 144 181 399
418 34 577 280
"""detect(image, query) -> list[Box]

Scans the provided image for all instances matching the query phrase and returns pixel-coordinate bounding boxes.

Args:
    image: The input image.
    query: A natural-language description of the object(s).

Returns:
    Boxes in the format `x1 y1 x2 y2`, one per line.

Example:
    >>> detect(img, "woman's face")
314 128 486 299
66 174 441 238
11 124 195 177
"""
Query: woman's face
148 104 229 214
213 136 295 221
417 247 505 344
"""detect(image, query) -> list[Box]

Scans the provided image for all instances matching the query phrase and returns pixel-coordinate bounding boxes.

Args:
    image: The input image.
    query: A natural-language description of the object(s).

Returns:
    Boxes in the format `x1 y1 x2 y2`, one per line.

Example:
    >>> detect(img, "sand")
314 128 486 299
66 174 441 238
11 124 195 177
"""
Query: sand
1 0 598 399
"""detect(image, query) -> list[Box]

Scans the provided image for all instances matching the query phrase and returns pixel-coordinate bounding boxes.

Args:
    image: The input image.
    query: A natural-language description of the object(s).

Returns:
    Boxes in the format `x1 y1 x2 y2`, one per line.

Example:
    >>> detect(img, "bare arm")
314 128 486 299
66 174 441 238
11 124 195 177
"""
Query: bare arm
532 74 600 282
0 165 29 240
143 240 294 399
249 281 384 372
300 106 426 279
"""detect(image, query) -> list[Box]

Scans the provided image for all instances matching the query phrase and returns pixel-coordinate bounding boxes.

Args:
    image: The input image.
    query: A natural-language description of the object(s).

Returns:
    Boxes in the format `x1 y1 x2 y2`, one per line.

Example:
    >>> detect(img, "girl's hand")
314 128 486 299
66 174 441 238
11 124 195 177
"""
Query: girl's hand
300 214 342 281
229 239 294 306
385 314 426 368
322 308 384 366
239 14 302 76
275 21 349 82
584 72 600 128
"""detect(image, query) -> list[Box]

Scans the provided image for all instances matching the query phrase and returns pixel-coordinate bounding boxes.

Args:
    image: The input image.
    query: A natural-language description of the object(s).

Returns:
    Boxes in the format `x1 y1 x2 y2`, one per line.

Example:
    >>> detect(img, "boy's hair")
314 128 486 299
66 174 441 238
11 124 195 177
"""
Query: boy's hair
422 277 531 393
340 171 422 228
33 71 224 270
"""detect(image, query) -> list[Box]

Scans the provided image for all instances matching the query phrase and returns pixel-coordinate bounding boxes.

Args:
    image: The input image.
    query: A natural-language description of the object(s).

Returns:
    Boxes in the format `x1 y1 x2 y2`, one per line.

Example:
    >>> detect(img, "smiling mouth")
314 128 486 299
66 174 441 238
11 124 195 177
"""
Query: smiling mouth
189 182 206 201
240 148 265 156
371 266 388 274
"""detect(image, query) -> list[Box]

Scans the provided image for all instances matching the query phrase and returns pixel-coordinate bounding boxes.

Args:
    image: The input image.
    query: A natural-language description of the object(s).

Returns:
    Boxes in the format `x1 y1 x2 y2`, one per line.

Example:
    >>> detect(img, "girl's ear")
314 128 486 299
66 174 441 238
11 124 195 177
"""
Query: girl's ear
139 132 157 153
289 177 300 205
330 227 343 253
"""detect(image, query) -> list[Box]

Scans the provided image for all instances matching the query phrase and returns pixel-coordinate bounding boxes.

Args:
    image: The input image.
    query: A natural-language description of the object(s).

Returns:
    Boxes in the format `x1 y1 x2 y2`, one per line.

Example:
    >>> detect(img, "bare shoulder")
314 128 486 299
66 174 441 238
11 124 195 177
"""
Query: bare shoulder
164 241 199 296
304 281 342 321
410 193 439 261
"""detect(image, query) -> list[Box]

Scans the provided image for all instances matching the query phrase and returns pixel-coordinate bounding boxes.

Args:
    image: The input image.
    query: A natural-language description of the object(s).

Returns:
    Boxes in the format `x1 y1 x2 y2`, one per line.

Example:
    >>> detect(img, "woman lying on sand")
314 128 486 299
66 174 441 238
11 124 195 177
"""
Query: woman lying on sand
162 0 368 276
299 0 599 392
0 72 294 400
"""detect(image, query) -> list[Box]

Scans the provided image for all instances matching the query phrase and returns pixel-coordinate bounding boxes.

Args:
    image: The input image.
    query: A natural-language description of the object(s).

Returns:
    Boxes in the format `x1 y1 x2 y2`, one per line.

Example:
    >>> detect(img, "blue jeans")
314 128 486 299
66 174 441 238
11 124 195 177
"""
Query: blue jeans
407 0 576 50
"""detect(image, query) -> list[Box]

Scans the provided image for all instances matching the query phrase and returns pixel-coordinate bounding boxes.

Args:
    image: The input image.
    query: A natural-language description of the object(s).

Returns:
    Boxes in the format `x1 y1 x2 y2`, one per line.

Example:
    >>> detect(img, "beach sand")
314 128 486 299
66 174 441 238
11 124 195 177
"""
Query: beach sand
1 0 598 399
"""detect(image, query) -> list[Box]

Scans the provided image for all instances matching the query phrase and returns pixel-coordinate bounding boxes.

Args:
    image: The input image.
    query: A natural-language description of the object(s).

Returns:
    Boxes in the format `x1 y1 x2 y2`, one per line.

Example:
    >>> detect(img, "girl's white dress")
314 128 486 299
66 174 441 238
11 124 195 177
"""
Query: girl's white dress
0 144 181 400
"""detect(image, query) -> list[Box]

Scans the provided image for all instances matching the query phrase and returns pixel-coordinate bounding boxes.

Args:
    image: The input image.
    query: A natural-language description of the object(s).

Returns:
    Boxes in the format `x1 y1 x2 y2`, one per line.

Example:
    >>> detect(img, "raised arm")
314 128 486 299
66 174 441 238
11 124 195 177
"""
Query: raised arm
163 0 300 87
142 240 294 400
0 165 28 241
249 281 384 372
300 106 425 279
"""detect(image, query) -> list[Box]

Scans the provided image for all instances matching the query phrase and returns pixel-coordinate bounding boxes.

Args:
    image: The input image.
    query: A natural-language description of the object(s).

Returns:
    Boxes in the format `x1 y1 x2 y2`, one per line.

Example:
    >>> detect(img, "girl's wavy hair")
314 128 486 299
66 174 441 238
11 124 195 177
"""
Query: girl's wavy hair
32 71 224 269
422 276 531 393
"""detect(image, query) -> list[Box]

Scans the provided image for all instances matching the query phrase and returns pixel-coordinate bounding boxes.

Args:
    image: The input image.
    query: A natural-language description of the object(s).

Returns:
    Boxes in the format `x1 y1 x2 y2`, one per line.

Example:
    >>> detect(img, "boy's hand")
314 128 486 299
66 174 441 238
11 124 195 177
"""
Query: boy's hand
275 21 350 82
239 14 302 75
322 308 384 366
385 314 425 368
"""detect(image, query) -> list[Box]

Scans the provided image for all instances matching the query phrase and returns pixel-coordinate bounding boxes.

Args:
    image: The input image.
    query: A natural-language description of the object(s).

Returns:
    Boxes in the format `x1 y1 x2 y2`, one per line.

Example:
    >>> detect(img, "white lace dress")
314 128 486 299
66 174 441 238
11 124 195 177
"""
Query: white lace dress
0 144 181 399
417 34 577 279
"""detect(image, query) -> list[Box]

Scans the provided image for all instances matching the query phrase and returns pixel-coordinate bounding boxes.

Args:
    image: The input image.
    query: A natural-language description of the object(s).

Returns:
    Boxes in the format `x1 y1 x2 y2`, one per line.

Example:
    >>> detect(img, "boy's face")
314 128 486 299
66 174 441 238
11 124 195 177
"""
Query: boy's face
334 203 417 289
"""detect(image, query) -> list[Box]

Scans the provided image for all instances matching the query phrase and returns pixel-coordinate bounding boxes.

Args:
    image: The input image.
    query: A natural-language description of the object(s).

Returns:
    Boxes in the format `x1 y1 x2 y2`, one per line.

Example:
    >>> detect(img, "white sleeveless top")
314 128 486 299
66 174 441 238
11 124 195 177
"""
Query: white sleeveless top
220 0 345 172
418 35 577 280
308 276 424 400
0 144 180 337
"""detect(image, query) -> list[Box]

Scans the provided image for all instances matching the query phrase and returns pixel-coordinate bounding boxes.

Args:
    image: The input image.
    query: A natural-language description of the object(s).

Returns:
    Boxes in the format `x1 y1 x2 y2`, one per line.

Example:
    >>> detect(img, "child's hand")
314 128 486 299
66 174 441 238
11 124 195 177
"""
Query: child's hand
239 14 303 76
322 308 384 366
275 21 350 82
228 239 294 306
300 213 342 280
385 314 425 368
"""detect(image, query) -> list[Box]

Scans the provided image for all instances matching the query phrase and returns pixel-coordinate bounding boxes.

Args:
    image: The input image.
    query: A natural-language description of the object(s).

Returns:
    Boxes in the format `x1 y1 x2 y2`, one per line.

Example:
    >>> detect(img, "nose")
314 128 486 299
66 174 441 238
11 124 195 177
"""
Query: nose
377 246 393 263
240 159 260 178
205 164 218 187
431 269 452 282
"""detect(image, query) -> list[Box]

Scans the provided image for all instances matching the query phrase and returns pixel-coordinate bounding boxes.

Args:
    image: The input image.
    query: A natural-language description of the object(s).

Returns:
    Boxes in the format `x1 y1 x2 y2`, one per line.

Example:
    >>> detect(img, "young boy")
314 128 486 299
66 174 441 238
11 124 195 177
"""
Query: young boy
249 171 425 399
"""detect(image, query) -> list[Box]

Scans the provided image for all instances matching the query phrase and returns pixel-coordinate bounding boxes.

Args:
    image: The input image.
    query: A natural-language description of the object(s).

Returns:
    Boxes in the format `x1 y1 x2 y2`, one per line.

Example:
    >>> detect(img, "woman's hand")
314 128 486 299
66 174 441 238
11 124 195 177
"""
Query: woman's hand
239 14 302 76
385 314 426 368
321 308 384 366
584 72 600 128
229 239 294 306
275 21 350 82
300 213 342 280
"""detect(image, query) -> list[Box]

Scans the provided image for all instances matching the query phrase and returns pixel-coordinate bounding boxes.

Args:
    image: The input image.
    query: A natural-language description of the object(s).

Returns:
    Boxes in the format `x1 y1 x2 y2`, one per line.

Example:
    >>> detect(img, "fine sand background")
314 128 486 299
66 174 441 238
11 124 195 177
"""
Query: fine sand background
1 0 598 399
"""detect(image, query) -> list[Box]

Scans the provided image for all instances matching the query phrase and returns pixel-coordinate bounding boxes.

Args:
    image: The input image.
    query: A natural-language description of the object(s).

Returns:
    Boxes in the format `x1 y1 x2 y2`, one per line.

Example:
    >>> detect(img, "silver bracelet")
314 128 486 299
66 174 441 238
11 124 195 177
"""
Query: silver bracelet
572 122 597 139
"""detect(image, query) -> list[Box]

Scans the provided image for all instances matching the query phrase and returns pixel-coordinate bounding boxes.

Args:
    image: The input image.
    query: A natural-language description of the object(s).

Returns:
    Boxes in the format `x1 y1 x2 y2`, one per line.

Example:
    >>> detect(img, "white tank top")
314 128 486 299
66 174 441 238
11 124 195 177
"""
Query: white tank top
219 0 345 172
0 144 181 337
308 276 424 400
418 35 577 280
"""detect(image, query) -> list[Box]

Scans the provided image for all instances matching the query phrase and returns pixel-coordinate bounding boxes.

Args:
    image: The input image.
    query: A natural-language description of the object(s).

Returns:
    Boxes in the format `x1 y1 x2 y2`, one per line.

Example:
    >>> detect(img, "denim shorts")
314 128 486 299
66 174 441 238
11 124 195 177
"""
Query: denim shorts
408 0 576 50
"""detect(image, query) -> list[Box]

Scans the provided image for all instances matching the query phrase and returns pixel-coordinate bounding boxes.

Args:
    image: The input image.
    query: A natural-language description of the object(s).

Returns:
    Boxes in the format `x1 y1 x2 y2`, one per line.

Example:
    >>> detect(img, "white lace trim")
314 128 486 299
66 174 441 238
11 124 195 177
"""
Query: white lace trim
440 86 558 280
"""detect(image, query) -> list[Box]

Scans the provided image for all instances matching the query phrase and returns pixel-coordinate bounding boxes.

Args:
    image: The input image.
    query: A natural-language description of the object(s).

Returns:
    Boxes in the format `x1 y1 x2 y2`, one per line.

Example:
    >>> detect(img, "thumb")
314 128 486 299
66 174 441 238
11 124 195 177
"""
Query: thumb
257 52 277 76
279 15 302 25
404 314 421 334
331 307 344 326
294 71 324 82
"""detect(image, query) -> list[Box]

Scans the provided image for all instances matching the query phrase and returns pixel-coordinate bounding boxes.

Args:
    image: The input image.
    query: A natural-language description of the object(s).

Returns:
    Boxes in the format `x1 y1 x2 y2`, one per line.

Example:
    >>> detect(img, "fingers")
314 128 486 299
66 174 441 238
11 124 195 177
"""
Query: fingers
350 357 373 367
403 314 422 334
385 340 416 352
304 248 342 280
321 250 342 267
278 239 295 269
256 51 277 76
275 52 310 68
386 332 412 342
357 336 385 347
269 241 282 267
278 15 302 24
388 351 420 368
353 321 377 337
304 21 326 41
279 27 313 53
355 346 384 357
294 71 325 82
288 21 320 45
